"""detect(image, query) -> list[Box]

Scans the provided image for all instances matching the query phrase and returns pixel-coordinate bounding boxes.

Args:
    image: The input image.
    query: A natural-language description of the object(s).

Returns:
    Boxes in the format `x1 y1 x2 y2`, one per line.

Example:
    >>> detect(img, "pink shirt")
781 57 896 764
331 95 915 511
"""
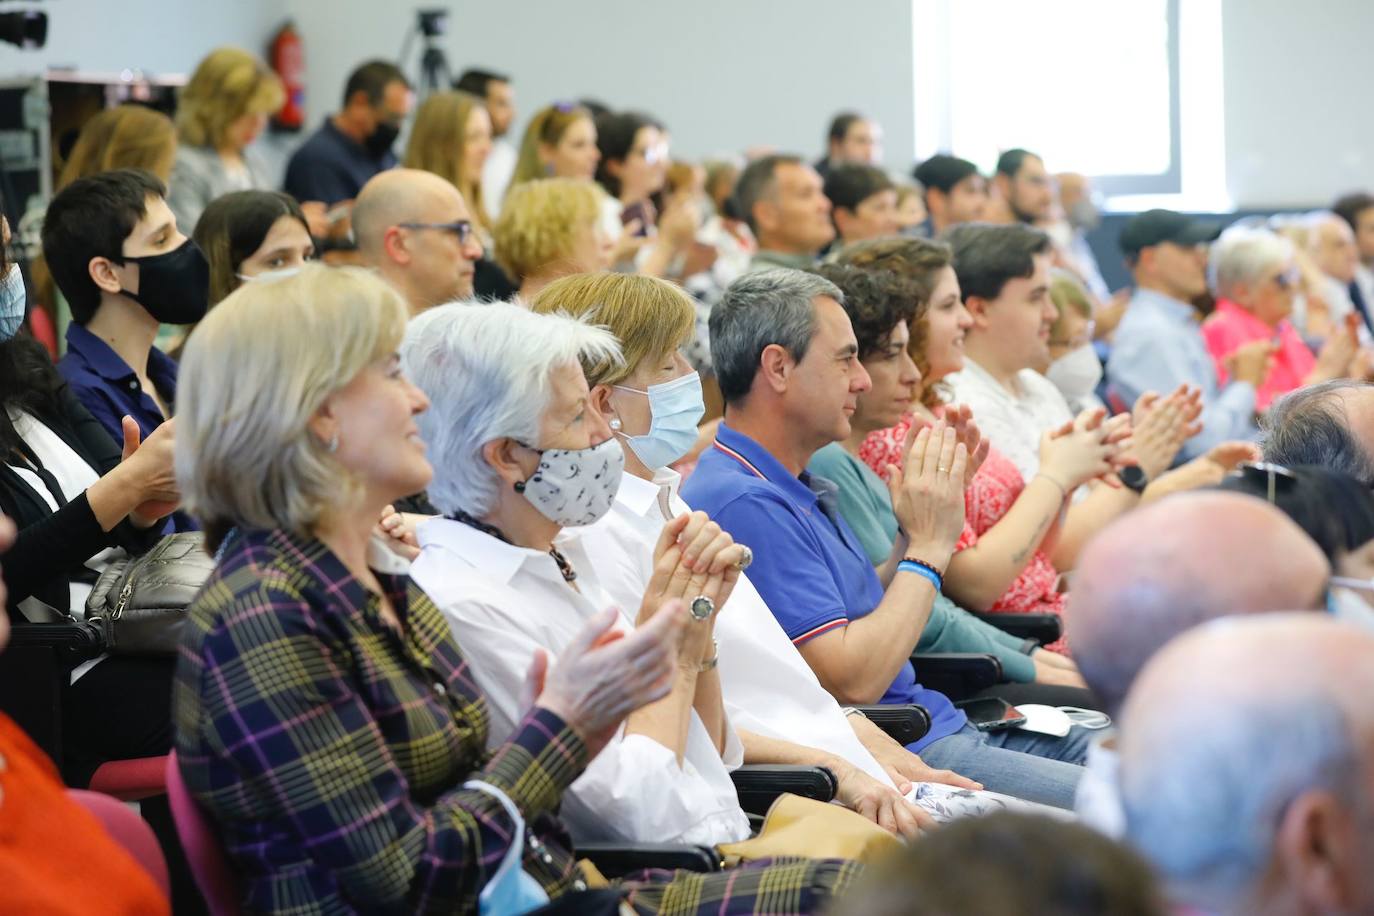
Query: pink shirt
1201 298 1314 411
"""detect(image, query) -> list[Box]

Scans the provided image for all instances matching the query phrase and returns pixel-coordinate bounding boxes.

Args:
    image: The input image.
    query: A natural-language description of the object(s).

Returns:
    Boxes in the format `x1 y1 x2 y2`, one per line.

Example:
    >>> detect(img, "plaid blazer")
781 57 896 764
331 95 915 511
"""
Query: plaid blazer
173 527 859 915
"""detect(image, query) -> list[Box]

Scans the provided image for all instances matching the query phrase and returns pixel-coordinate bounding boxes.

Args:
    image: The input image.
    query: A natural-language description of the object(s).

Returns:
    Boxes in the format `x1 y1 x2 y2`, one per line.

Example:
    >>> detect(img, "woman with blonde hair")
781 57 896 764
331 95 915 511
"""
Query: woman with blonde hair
494 177 612 299
506 103 600 193
403 90 494 246
167 46 285 232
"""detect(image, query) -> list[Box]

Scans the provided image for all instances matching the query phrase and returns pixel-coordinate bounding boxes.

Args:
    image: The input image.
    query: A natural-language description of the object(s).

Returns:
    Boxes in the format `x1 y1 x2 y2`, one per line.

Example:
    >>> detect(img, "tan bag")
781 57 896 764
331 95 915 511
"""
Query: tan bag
717 792 901 865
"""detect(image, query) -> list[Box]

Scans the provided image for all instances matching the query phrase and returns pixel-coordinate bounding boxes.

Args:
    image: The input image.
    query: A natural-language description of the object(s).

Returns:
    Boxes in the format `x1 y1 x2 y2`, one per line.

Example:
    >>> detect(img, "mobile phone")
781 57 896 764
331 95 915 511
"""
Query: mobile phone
955 697 1027 732
620 200 654 236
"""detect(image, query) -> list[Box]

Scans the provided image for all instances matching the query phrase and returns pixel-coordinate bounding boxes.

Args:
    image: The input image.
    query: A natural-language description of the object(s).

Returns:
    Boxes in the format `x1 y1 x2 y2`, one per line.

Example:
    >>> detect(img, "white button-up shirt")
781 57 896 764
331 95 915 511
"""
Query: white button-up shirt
412 517 751 846
946 356 1075 485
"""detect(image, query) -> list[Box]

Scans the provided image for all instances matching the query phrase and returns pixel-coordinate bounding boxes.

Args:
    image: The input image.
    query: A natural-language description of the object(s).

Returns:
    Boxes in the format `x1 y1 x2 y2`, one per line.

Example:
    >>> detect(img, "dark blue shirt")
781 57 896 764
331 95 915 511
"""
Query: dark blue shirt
681 423 966 752
283 118 397 205
57 323 190 533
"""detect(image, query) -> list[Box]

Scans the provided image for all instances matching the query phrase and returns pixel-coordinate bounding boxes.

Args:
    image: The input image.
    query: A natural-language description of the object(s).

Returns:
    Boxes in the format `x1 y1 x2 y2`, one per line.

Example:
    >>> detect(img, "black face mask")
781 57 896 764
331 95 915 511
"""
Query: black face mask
365 120 401 159
119 238 211 325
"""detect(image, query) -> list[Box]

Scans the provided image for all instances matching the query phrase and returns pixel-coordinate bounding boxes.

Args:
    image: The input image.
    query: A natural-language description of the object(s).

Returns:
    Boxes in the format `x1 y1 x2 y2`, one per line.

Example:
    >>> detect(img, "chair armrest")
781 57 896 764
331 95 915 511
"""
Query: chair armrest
969 611 1062 646
911 652 1004 700
0 624 87 764
729 764 836 815
575 842 721 878
853 704 931 745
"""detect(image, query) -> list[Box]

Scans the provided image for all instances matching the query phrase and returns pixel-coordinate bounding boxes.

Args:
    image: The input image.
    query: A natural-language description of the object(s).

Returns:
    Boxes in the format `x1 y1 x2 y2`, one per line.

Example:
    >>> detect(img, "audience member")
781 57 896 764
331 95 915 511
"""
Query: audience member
1203 226 1359 411
1046 172 1109 301
454 68 517 213
172 263 859 912
1306 209 1369 341
832 811 1166 916
507 103 600 194
166 47 285 233
192 189 314 307
1045 270 1106 414
1067 491 1327 835
42 170 207 468
0 512 172 916
1108 209 1264 461
683 268 1092 808
0 206 180 787
735 155 834 271
403 90 495 246
1118 616 1374 915
493 178 611 300
1262 379 1374 486
815 111 882 178
912 154 988 236
352 168 485 314
696 158 756 291
894 182 927 236
1216 463 1374 570
1334 190 1374 324
532 271 1037 830
283 60 413 207
806 263 1085 688
985 149 1053 226
823 164 900 246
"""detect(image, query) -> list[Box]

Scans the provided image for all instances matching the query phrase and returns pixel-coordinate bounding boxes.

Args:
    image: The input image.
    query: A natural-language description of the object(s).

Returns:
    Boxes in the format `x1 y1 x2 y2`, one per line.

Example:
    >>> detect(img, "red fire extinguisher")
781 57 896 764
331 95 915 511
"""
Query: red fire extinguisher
269 20 305 131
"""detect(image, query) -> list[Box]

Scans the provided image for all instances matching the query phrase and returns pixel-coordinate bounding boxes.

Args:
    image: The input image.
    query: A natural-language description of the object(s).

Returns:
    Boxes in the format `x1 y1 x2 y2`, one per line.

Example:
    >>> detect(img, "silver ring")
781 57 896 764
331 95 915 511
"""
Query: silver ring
937 466 950 474
735 545 753 571
689 595 715 621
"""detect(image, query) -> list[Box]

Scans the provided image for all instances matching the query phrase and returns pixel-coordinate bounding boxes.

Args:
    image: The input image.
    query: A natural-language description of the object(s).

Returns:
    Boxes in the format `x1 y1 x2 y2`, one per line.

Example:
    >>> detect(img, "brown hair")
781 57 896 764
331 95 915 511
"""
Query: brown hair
176 47 285 149
831 236 953 407
56 105 176 189
508 103 594 196
403 90 492 237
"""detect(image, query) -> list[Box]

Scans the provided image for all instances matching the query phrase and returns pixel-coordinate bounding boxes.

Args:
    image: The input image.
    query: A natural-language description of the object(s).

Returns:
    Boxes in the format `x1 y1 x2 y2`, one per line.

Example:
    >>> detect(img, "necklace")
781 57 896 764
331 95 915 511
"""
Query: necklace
448 510 577 583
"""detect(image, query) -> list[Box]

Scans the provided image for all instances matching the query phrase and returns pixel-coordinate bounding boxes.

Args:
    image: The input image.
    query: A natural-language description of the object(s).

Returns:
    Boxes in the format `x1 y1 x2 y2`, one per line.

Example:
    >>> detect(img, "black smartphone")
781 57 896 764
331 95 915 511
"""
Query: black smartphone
955 697 1027 732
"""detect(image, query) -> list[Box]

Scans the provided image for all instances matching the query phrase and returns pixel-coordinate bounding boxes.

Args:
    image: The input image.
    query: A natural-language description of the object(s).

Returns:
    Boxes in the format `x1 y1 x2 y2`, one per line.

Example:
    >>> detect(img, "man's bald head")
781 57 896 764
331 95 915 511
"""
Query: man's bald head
1120 616 1374 914
1069 491 1329 715
1309 212 1360 283
353 168 466 256
1263 380 1374 487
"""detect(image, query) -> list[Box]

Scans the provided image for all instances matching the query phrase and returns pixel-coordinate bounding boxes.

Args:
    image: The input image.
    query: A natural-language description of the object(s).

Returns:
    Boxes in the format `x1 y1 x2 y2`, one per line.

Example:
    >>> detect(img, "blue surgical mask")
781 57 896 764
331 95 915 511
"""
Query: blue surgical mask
614 371 705 469
236 266 303 284
0 264 26 341
463 779 551 915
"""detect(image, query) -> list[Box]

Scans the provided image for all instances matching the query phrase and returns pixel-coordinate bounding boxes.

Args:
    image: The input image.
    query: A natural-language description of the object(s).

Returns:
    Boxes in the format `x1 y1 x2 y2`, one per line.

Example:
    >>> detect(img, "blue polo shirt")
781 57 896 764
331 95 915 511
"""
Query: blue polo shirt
283 118 398 206
57 322 188 533
681 423 966 752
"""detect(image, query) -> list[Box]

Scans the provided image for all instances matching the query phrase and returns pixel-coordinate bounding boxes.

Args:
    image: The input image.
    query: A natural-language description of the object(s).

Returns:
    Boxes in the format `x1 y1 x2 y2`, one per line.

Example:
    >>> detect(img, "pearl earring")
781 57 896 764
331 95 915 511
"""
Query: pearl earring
610 418 622 430
327 431 339 453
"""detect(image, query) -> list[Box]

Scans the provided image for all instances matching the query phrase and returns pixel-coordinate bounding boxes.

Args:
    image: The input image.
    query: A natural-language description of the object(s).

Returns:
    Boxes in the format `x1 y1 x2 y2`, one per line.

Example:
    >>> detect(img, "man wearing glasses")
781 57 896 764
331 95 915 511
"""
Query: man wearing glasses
352 168 486 313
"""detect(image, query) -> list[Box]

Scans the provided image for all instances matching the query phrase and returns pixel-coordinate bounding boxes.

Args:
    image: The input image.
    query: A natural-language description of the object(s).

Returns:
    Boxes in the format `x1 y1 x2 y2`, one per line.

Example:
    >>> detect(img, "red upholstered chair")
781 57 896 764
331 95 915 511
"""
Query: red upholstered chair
67 788 171 899
165 750 242 916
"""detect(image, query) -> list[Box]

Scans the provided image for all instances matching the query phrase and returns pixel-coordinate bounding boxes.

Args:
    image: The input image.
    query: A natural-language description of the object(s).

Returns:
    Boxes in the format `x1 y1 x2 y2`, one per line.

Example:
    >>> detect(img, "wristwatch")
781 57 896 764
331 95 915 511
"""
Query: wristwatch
1119 465 1149 495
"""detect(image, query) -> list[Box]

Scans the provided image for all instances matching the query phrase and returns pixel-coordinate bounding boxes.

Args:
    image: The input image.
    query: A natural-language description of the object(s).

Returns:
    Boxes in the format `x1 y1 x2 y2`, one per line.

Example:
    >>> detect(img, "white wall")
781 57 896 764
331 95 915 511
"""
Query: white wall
284 0 916 172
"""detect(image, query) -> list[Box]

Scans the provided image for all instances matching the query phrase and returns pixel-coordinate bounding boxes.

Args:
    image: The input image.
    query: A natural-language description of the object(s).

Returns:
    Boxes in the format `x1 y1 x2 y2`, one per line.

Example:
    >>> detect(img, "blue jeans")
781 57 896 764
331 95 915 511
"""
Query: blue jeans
915 723 1090 809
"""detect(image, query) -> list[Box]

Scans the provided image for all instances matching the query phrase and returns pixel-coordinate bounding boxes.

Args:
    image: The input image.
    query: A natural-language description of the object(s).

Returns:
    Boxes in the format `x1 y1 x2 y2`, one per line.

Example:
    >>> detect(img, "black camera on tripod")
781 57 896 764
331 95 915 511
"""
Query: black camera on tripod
0 1 46 50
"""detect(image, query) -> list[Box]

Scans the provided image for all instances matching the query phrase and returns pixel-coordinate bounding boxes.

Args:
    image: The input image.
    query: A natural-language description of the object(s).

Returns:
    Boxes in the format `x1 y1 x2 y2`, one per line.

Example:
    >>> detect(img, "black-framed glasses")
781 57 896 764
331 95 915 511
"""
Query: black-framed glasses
1233 461 1298 504
397 220 474 246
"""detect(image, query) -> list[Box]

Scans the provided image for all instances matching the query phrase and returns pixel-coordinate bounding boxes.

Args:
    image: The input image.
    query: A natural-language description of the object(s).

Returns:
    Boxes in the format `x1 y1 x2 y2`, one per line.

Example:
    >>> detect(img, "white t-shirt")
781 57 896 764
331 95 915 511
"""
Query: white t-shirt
946 357 1076 485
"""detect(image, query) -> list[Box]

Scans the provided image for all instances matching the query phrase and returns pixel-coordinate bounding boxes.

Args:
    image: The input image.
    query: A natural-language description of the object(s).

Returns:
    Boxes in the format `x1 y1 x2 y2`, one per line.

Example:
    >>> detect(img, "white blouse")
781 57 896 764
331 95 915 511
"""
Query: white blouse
412 517 751 847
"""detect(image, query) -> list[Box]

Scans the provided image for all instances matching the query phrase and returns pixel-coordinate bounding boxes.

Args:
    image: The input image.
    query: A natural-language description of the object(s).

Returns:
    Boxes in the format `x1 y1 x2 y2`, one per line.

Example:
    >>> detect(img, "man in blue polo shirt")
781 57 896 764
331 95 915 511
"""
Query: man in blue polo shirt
683 268 1089 808
284 60 414 208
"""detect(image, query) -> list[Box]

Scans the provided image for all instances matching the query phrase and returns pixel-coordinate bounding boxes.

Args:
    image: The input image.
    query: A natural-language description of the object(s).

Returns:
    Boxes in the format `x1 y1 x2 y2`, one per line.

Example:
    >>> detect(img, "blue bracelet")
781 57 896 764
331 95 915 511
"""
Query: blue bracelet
897 560 943 593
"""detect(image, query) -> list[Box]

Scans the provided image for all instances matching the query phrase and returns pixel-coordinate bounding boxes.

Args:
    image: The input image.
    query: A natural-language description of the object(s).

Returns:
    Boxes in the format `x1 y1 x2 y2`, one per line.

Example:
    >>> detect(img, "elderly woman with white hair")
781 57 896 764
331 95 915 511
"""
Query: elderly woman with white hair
403 300 764 848
1203 225 1360 411
171 264 858 913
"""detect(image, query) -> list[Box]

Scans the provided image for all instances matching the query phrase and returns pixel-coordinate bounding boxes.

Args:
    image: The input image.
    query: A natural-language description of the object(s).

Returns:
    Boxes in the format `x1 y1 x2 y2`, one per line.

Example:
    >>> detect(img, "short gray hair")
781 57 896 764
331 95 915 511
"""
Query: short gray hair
1210 226 1293 299
400 301 622 517
709 268 843 405
1121 693 1361 910
1261 380 1374 487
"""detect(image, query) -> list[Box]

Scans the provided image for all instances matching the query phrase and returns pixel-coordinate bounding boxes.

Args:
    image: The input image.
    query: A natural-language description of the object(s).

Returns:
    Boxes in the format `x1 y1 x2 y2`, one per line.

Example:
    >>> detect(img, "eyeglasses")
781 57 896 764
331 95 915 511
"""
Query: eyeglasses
1271 267 1301 291
397 220 475 246
1232 461 1298 504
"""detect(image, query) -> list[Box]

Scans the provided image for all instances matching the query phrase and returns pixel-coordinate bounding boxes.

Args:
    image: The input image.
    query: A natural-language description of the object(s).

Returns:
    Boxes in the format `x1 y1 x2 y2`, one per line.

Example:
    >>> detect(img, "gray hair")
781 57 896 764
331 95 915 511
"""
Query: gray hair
400 301 622 517
709 268 843 405
1261 380 1374 487
1209 226 1293 299
1121 693 1361 910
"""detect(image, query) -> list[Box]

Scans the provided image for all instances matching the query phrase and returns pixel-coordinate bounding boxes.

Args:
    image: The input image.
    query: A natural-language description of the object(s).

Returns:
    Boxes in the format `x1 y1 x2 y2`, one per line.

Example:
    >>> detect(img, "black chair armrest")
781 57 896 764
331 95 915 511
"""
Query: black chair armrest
0 623 95 764
970 611 1062 646
576 842 721 878
729 764 836 815
853 704 931 745
911 652 1004 700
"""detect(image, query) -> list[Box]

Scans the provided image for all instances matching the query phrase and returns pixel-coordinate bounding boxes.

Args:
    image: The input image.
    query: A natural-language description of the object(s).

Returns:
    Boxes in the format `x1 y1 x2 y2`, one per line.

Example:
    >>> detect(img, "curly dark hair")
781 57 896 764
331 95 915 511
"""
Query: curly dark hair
810 263 919 360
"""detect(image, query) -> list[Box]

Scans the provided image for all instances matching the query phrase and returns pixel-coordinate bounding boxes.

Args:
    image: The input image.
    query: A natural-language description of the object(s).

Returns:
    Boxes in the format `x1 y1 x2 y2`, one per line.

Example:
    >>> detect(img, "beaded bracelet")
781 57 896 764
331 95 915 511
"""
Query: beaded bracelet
897 557 944 593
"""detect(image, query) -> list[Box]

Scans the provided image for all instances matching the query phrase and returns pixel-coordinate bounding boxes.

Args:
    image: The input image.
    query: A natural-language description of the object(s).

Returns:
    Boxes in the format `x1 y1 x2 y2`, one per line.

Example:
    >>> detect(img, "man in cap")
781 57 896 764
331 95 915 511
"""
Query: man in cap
1106 209 1271 461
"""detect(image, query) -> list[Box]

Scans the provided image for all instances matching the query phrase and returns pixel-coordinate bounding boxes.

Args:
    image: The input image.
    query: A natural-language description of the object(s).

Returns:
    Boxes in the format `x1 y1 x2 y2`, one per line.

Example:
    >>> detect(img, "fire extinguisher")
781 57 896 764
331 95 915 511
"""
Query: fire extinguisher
269 20 305 132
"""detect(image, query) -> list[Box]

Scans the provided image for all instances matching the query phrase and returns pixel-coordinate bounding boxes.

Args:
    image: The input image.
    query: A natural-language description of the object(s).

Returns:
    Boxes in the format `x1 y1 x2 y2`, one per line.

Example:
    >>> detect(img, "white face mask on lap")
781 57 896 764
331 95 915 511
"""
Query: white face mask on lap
1046 343 1103 401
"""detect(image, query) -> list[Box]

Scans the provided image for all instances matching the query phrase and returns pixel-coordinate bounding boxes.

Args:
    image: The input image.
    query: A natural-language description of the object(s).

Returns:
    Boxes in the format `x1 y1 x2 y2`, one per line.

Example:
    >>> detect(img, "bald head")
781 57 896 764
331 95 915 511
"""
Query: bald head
1069 491 1329 715
1263 380 1374 487
352 168 483 313
1120 616 1374 914
1310 213 1359 283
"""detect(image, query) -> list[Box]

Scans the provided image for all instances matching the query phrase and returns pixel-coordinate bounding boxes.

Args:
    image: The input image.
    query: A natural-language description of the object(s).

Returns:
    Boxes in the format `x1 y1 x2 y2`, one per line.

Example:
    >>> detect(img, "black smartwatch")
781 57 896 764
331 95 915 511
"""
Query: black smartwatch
1119 465 1149 494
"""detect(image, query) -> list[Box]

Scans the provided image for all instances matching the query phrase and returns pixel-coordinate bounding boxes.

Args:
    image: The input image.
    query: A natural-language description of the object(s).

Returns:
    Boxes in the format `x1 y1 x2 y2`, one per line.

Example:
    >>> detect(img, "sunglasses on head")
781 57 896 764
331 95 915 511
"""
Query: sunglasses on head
1232 461 1298 504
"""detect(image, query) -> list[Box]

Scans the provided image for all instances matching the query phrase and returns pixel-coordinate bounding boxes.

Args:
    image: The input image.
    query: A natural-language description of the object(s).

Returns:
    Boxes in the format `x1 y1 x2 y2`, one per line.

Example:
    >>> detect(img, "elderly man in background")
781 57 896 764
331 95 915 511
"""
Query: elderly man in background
1306 209 1370 342
1118 616 1374 915
1262 379 1374 487
1067 491 1328 835
734 155 836 272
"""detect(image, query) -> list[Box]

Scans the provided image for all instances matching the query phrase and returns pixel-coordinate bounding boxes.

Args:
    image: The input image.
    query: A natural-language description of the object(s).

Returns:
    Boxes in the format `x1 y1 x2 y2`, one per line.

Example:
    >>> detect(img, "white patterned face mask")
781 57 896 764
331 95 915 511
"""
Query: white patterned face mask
515 436 625 527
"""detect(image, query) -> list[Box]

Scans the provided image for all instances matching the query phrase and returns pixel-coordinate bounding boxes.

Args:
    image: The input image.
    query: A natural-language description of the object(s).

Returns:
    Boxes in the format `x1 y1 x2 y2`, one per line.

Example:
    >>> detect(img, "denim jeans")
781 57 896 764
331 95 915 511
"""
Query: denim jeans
916 722 1091 810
